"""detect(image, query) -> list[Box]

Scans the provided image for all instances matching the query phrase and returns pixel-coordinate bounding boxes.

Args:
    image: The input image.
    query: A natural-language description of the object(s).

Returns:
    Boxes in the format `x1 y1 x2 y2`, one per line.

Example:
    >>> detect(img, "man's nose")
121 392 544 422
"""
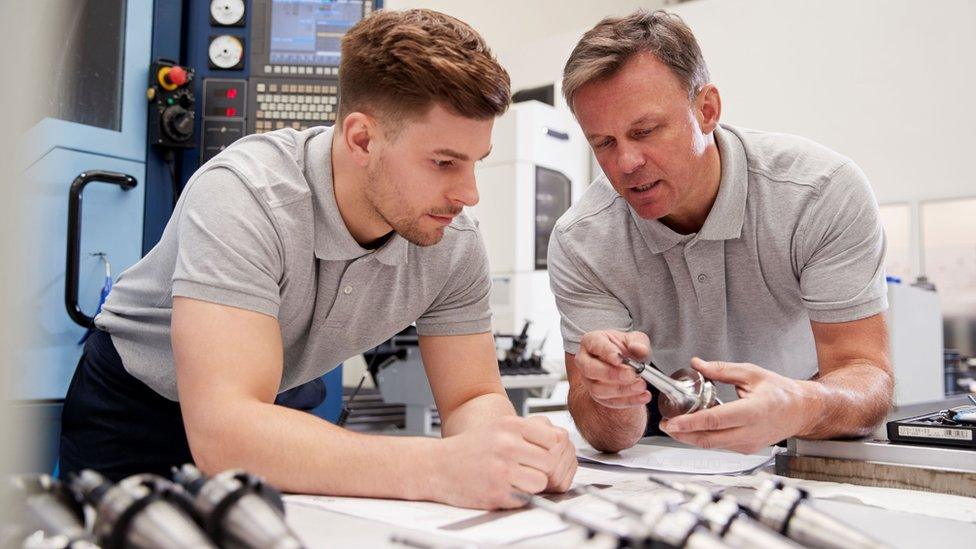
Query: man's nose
617 142 646 174
449 170 480 207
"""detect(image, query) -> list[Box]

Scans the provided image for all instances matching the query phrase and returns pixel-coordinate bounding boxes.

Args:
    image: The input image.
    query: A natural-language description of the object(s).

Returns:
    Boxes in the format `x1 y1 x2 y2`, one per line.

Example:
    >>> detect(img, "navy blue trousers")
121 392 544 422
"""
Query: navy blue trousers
59 329 325 481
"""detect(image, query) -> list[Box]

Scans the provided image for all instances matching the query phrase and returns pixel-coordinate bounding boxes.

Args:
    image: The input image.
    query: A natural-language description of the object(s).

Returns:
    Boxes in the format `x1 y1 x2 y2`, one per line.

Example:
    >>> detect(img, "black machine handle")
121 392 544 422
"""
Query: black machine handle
65 170 138 328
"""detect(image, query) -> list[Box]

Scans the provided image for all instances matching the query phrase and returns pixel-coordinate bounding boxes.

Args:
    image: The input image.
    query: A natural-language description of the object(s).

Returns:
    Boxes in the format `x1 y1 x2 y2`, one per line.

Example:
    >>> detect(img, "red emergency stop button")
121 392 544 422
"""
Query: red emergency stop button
225 107 237 117
226 88 238 99
157 65 188 91
167 66 188 87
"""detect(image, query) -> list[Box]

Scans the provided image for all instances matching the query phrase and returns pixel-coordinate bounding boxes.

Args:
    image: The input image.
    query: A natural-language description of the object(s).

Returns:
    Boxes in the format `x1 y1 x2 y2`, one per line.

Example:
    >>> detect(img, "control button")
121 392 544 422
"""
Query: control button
257 83 266 92
343 285 352 294
315 67 324 75
166 66 189 87
264 65 272 73
697 273 708 283
269 84 278 92
273 66 281 74
225 88 238 99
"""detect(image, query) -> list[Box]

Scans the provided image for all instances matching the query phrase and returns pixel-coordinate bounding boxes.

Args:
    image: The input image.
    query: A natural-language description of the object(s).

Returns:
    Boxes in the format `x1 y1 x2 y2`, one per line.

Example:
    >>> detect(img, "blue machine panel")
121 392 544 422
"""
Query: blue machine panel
20 149 146 400
18 0 152 402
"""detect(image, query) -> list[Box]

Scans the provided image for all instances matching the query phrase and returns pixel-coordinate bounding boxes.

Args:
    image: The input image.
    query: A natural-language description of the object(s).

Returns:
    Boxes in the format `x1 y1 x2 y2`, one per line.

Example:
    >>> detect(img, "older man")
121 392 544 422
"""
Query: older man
549 10 892 454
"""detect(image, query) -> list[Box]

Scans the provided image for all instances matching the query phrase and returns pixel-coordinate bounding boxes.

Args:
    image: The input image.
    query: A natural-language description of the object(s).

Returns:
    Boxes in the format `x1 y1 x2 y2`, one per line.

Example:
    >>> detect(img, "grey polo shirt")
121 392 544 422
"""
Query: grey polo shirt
96 126 492 401
548 124 887 402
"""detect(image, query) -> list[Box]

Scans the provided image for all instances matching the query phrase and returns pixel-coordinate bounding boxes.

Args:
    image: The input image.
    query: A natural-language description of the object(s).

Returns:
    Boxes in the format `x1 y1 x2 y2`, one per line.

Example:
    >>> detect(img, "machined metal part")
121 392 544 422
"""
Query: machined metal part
647 477 800 549
172 464 304 549
581 485 732 549
71 470 215 549
684 493 800 549
7 474 97 549
750 479 890 549
512 491 641 546
619 357 723 419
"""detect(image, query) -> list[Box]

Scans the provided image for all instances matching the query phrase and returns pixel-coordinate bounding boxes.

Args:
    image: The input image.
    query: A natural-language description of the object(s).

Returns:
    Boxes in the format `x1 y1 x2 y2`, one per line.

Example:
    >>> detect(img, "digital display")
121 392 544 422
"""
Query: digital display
269 0 364 67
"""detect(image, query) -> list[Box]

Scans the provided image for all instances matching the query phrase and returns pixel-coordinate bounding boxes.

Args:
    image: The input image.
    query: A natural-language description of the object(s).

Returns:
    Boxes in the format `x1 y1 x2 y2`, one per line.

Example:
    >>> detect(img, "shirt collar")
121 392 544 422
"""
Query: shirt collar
630 123 749 253
306 128 409 266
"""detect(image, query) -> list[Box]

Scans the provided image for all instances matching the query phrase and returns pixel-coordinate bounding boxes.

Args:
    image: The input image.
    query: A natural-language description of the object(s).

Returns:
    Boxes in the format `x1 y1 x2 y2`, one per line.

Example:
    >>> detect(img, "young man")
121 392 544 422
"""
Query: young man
549 10 893 454
60 9 576 510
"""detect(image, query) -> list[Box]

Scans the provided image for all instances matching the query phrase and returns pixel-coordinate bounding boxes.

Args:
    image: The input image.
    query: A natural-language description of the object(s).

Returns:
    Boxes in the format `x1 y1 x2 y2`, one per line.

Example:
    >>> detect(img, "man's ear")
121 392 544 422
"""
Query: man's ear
340 112 376 167
696 83 722 134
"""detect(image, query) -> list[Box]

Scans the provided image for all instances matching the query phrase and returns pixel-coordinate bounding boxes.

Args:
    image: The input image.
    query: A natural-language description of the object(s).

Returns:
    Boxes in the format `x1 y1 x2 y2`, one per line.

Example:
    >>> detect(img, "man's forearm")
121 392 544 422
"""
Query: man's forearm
568 385 646 452
188 401 445 499
797 361 894 439
440 392 515 437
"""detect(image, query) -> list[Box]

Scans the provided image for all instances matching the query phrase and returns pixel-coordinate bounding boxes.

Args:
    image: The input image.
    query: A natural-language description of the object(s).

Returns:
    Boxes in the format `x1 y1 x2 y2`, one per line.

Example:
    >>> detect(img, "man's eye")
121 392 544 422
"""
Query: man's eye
595 138 614 149
433 159 455 168
634 127 655 137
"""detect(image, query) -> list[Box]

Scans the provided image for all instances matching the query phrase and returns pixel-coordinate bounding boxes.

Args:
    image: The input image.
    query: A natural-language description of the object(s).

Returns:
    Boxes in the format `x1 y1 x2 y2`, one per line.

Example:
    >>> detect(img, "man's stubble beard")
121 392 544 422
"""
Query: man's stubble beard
365 155 445 247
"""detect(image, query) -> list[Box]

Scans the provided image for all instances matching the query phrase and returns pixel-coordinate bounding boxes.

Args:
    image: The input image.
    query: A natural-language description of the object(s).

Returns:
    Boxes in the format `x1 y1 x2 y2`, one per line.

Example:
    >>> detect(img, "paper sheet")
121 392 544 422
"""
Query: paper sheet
540 411 776 475
576 438 775 475
283 467 644 545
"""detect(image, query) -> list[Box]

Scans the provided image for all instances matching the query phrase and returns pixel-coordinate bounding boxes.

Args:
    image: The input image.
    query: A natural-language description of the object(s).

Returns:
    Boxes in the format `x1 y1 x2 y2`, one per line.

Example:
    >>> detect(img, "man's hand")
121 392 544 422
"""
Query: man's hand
433 415 577 509
575 330 653 409
659 357 816 454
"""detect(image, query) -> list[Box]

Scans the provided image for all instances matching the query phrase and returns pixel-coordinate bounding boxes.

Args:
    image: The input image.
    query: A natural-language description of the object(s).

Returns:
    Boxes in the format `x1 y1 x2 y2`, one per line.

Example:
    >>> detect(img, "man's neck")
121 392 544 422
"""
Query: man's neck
330 133 393 246
659 141 722 235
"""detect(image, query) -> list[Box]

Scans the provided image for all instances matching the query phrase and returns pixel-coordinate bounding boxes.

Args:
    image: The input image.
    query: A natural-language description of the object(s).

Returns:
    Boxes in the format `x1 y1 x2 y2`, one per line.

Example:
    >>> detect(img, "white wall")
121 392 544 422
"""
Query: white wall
385 1 667 100
669 0 976 206
391 0 976 205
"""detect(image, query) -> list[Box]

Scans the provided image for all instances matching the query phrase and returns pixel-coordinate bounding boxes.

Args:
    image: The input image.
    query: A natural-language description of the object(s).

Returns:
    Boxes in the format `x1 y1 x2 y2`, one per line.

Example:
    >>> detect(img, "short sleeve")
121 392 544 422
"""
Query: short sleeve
548 228 634 355
795 161 888 323
172 167 284 317
415 230 492 336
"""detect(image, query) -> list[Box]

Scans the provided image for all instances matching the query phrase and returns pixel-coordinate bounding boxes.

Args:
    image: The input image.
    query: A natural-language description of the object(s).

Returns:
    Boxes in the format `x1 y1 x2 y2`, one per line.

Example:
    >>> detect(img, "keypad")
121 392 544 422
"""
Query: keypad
251 82 338 133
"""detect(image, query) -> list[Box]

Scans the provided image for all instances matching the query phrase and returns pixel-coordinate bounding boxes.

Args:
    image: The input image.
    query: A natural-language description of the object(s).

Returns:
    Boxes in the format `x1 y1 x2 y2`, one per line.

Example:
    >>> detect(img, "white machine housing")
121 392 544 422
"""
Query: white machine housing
473 100 589 366
887 283 945 405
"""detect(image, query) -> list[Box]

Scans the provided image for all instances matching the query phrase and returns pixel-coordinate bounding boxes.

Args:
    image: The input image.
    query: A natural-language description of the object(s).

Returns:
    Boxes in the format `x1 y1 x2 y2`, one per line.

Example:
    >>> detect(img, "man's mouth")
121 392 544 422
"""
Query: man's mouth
630 180 662 193
428 213 455 225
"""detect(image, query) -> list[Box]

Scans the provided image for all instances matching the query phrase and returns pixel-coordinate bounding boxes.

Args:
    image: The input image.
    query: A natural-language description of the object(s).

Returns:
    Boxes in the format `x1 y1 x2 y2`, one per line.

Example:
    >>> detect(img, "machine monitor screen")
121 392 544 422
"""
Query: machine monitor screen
269 0 365 67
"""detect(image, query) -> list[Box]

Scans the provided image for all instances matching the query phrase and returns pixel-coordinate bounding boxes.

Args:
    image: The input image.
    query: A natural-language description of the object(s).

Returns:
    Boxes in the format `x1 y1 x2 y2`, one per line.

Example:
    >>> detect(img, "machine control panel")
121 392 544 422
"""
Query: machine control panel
148 60 197 149
249 80 338 133
201 78 247 162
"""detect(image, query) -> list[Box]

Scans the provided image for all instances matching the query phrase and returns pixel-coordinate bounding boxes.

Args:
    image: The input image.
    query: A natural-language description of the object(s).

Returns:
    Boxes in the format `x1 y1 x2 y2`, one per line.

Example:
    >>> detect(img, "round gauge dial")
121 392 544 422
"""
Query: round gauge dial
208 35 244 69
211 0 245 26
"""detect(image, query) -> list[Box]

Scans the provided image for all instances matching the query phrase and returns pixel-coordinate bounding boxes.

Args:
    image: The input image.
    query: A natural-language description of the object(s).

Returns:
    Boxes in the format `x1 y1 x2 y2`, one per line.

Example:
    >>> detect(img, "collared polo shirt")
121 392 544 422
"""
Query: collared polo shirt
96 126 492 401
548 124 887 402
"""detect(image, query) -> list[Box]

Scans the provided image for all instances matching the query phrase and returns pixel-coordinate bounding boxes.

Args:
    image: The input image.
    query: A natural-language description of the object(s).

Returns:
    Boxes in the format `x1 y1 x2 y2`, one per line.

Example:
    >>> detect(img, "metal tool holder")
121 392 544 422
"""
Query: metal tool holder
6 474 98 549
70 470 216 549
645 478 801 549
619 356 723 418
750 479 890 549
580 486 732 549
172 464 304 549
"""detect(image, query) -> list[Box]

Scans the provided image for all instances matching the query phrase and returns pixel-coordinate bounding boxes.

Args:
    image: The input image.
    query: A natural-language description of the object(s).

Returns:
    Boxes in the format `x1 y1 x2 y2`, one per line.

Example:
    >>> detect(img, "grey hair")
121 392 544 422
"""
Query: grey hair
562 9 710 112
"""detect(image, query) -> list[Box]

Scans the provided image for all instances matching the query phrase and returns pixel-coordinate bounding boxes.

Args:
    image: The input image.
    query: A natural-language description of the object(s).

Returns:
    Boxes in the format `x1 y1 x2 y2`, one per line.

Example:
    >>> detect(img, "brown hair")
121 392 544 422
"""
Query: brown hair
562 9 709 112
338 9 510 133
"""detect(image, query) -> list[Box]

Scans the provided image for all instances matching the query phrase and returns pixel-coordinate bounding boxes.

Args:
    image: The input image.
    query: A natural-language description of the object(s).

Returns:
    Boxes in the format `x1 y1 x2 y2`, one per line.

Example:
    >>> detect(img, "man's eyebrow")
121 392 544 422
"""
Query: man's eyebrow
433 146 493 161
629 114 659 127
585 114 660 141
